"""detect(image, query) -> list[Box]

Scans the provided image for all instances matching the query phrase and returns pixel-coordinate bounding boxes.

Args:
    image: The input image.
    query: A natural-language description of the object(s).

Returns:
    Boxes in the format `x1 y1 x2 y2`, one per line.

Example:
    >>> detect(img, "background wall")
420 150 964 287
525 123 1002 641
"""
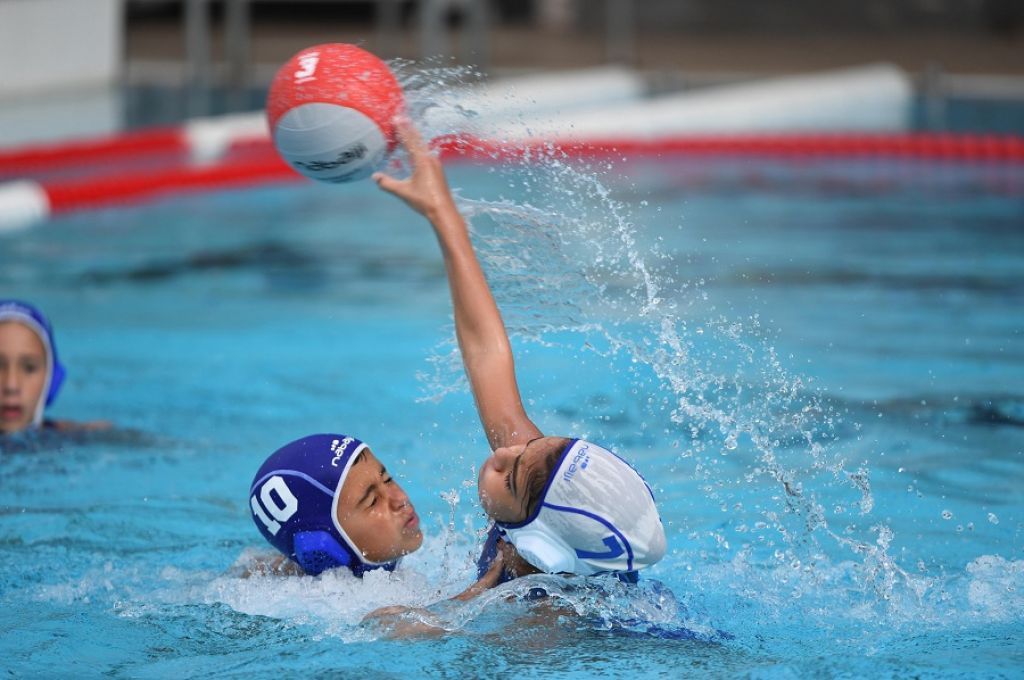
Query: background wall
0 0 122 98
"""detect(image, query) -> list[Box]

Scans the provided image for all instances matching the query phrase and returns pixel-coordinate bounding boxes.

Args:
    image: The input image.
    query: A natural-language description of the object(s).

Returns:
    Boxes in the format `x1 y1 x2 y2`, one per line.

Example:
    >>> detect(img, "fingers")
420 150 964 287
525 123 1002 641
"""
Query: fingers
487 548 505 572
393 116 426 154
475 556 505 590
372 171 401 195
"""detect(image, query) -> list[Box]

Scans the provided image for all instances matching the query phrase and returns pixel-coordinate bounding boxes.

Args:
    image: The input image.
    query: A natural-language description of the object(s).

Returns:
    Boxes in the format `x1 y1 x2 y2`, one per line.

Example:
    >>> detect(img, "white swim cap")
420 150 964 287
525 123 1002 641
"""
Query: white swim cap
496 439 666 576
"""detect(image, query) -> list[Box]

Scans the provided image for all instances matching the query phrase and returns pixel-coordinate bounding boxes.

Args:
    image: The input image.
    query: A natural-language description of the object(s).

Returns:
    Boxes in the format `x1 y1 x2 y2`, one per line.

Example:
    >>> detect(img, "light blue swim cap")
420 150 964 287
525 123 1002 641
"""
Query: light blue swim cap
249 433 398 577
496 439 666 576
0 300 66 426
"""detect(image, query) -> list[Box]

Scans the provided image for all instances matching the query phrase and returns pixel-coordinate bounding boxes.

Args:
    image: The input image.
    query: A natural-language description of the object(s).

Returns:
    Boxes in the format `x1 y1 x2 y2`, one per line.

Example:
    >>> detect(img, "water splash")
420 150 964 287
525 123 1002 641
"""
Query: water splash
389 58 486 141
405 103 915 604
31 534 1021 646
29 516 725 643
303 60 1022 640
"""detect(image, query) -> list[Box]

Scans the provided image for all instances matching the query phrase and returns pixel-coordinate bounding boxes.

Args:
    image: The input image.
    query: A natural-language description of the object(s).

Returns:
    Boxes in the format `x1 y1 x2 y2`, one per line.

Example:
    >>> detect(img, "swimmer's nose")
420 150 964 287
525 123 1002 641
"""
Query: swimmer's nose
1 367 18 394
490 446 516 472
387 481 411 510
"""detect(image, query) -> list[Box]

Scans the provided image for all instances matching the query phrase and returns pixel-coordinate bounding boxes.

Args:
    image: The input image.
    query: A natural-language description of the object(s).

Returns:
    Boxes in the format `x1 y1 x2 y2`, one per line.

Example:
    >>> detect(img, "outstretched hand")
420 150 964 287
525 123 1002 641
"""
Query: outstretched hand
372 118 457 221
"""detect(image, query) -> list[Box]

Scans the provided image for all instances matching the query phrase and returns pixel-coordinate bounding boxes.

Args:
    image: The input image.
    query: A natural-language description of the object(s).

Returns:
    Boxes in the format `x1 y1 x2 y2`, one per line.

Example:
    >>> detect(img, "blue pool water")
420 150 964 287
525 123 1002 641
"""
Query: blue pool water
1 147 1023 677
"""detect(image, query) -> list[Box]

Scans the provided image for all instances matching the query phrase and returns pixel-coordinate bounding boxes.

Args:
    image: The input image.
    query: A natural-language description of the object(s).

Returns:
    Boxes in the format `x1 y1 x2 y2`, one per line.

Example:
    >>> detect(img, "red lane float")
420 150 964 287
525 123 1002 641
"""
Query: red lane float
4 115 1023 179
0 112 270 179
0 147 298 232
44 150 298 215
0 126 186 177
1 129 1022 231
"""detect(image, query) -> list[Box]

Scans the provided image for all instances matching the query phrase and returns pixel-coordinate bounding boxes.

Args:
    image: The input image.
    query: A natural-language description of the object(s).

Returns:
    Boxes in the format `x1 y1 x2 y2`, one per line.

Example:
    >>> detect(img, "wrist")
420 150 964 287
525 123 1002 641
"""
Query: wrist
424 197 459 224
427 203 468 244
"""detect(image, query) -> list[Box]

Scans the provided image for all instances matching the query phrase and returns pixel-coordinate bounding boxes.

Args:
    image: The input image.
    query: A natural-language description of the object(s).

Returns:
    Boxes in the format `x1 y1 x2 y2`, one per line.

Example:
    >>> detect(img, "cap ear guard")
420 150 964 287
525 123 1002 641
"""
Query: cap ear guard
293 530 353 576
47 360 65 407
506 529 576 574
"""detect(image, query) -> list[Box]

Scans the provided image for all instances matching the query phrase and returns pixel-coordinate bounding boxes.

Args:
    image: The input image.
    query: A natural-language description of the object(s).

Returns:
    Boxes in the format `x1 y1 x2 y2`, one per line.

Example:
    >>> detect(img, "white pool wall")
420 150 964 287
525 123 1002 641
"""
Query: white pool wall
0 0 122 97
0 0 123 145
479 63 914 140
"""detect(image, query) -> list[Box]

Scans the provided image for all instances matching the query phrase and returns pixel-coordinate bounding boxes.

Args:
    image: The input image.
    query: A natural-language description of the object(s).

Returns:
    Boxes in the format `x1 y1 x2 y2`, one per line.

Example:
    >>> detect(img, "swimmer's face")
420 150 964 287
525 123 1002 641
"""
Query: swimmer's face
336 448 423 563
0 322 47 435
478 437 570 524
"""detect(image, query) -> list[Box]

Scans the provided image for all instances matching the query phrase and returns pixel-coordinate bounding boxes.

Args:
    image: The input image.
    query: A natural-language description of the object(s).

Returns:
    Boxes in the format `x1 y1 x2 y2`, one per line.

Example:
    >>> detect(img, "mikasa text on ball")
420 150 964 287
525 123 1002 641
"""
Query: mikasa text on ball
267 43 404 183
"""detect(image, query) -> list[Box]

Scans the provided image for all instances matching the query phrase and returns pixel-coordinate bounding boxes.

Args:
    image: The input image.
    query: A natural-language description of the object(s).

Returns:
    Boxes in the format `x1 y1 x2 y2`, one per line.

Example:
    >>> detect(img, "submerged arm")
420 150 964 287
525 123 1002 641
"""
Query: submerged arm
361 546 507 638
373 121 541 450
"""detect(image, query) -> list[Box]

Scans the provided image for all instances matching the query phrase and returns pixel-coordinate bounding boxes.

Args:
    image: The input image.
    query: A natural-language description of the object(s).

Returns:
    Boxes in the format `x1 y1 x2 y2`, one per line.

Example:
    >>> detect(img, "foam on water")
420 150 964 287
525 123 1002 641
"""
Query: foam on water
28 515 724 644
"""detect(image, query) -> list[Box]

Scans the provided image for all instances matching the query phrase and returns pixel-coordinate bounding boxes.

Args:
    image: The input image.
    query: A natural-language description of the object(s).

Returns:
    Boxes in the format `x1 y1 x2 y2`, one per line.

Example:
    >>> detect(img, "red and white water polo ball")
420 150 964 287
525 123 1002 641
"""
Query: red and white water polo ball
267 43 404 183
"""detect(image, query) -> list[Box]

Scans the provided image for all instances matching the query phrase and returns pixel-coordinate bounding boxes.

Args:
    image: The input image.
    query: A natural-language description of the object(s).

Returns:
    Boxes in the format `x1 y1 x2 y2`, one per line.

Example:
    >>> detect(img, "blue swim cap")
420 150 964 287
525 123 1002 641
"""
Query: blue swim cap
0 300 66 425
249 433 398 577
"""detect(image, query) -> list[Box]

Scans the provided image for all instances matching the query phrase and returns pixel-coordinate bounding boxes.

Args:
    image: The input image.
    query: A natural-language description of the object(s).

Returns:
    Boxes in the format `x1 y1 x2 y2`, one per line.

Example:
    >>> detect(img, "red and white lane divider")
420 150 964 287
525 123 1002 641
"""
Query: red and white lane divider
1 119 1023 232
0 111 274 232
0 145 295 233
0 112 269 178
0 181 50 229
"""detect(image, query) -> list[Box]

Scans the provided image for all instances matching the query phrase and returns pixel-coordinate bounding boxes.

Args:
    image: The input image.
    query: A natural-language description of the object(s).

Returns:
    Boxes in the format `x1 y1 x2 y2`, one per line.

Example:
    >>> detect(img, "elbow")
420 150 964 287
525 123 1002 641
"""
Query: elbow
462 343 517 386
465 338 514 367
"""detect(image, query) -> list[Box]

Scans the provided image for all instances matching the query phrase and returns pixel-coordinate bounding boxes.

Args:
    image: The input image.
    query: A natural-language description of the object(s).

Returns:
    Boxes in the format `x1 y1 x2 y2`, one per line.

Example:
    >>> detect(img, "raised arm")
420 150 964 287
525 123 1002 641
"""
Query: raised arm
373 120 541 450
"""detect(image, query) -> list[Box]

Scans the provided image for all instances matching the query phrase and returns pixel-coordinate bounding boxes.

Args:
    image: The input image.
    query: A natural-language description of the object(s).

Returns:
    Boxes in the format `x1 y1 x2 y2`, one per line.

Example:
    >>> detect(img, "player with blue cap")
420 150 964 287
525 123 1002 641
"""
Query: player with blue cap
0 299 66 435
373 120 666 585
249 433 423 576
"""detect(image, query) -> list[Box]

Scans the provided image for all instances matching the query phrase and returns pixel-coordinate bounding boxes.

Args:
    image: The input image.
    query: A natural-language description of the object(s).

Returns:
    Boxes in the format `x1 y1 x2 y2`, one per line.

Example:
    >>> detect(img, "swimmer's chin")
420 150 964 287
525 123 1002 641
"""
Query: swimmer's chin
476 489 496 517
400 529 425 557
365 529 424 563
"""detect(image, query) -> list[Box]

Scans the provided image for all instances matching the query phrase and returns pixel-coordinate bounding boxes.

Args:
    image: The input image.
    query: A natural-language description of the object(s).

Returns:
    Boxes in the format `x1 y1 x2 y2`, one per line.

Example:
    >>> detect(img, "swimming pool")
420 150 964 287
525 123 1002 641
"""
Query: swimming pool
1 148 1022 676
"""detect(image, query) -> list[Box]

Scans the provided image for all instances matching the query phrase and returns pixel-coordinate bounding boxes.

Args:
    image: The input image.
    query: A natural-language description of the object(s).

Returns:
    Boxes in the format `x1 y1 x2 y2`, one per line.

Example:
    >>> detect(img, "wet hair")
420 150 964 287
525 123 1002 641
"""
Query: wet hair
522 437 572 518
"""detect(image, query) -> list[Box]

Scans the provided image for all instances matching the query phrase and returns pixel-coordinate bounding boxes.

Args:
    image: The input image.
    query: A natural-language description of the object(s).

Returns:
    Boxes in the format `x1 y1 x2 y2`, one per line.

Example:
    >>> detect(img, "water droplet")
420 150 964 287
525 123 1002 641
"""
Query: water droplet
988 512 999 525
941 510 953 520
